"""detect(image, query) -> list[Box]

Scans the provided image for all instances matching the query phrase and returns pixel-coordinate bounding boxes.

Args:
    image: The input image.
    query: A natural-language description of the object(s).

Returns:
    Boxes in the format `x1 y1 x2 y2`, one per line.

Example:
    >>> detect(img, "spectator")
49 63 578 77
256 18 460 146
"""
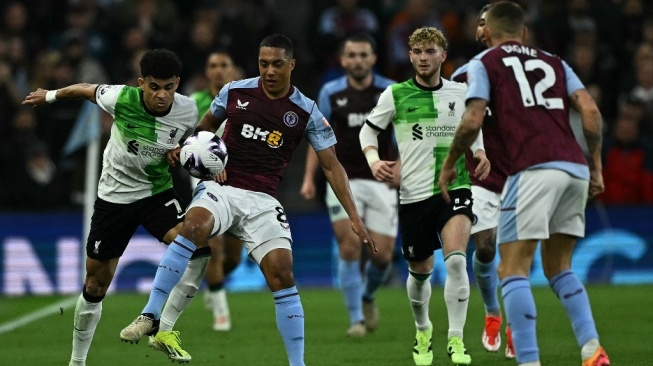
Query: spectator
599 99 653 204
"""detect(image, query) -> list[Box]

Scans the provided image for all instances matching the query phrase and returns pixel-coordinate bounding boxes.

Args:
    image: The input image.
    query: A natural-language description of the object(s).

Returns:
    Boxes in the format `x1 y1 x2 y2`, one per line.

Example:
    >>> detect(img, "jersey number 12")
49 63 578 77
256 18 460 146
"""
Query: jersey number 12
502 56 563 110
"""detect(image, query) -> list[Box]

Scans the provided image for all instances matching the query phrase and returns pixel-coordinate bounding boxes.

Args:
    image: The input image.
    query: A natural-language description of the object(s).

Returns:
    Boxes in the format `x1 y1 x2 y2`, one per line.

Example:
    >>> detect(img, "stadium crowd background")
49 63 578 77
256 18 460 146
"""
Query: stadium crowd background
1 0 653 212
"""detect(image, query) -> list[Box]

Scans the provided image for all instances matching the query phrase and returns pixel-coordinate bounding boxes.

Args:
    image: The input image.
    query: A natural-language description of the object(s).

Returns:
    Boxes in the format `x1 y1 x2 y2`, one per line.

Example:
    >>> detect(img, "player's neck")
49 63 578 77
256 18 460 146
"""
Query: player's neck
415 73 441 88
347 73 373 91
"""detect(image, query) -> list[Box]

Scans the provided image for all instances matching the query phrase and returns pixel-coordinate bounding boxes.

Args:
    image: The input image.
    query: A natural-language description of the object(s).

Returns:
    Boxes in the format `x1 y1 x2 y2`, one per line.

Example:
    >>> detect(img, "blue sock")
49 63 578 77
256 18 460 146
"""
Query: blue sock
501 276 539 363
142 235 196 319
472 251 500 314
549 270 598 347
273 286 305 366
363 262 391 302
338 259 364 325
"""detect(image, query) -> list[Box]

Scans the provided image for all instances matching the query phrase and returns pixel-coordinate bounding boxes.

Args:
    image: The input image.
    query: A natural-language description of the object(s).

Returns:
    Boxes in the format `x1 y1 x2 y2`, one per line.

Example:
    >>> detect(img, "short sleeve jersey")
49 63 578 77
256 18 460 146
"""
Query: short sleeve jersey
451 63 509 193
366 77 470 204
318 74 396 179
209 77 336 197
95 85 198 204
466 41 588 179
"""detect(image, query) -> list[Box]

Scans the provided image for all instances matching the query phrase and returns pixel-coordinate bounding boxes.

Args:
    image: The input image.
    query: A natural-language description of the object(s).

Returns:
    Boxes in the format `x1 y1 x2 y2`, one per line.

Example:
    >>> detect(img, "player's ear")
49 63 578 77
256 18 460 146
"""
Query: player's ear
137 78 144 89
290 58 296 71
483 27 492 46
522 26 528 44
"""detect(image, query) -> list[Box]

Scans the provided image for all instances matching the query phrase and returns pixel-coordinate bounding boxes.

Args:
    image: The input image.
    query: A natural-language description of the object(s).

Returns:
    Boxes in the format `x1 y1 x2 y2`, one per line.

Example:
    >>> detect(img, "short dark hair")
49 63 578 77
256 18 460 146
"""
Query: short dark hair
477 3 493 23
485 1 525 38
139 49 182 79
259 34 294 59
340 33 377 54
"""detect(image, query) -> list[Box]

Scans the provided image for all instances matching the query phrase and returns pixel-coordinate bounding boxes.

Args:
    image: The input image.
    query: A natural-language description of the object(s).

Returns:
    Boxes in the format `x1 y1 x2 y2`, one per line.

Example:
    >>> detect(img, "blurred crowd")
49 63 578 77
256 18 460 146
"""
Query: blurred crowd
1 0 653 211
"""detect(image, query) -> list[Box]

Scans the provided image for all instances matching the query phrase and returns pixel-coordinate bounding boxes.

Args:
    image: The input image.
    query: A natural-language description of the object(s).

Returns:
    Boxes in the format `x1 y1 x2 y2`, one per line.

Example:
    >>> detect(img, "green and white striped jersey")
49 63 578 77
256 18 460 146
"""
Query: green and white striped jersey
366 77 470 204
95 84 198 204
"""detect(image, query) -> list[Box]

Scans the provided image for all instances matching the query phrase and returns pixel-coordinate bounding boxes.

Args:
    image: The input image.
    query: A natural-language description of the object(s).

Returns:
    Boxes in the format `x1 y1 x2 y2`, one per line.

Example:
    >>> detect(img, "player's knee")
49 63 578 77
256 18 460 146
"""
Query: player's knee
444 253 467 274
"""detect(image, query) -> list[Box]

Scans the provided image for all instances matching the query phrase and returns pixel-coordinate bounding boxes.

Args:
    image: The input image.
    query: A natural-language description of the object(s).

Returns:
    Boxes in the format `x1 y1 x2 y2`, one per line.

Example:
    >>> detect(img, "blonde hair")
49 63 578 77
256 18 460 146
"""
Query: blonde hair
408 27 448 50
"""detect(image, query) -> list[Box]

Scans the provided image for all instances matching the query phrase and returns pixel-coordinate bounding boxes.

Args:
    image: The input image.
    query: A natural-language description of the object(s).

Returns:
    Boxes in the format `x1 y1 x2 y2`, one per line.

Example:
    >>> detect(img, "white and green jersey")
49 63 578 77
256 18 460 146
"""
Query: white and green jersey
366 77 470 204
95 85 198 204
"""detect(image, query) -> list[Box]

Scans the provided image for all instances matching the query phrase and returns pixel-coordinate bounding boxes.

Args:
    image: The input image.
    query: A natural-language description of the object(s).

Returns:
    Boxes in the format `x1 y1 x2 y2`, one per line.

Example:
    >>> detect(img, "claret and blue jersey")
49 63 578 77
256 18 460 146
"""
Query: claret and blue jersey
209 77 336 197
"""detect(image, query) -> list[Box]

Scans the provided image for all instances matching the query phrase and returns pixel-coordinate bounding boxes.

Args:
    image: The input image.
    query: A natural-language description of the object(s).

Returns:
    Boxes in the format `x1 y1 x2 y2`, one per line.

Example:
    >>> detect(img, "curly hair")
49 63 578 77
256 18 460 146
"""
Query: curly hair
139 49 183 79
408 27 448 51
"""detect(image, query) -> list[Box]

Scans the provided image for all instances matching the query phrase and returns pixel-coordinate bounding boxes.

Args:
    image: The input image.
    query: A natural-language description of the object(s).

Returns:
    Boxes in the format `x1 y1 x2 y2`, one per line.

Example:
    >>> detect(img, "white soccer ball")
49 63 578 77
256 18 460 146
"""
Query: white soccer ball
180 131 228 179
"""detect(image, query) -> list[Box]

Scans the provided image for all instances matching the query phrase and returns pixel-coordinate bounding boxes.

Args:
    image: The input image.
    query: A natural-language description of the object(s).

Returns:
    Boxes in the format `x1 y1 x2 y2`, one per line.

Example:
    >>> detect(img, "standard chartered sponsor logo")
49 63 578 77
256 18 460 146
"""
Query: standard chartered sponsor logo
424 125 456 138
141 145 169 158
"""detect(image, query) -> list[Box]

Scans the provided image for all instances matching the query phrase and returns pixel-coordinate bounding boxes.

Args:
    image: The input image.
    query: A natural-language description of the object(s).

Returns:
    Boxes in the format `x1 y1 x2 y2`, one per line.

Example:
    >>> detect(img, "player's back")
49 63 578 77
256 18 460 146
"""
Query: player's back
476 41 586 174
220 77 329 197
319 75 396 179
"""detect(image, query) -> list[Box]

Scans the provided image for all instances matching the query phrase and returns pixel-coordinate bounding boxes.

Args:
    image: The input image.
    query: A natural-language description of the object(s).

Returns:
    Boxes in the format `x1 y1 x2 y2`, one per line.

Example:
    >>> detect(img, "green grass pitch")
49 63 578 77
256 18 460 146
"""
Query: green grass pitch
2 284 650 365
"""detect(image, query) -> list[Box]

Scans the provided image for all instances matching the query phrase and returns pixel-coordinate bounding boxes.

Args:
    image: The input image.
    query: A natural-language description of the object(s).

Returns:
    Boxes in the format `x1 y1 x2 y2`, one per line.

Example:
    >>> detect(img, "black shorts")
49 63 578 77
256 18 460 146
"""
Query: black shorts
86 189 186 260
398 188 474 262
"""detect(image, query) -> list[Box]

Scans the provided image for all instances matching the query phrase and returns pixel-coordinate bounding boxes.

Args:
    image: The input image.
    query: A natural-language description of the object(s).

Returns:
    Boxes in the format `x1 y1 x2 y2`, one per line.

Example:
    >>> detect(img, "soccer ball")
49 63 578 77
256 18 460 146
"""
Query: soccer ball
180 131 228 179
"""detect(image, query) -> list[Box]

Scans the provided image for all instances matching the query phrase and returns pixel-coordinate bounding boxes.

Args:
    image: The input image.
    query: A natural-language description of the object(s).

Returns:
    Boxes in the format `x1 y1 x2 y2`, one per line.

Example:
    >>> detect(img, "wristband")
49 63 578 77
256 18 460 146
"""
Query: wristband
364 149 380 167
45 90 58 103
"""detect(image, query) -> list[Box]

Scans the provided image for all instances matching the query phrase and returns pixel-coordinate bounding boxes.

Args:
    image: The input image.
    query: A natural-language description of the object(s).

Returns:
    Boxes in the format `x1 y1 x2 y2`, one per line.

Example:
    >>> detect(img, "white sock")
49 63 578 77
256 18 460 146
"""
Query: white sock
208 288 230 318
160 256 209 331
406 272 432 330
581 338 600 360
70 294 102 364
519 362 541 366
443 253 469 339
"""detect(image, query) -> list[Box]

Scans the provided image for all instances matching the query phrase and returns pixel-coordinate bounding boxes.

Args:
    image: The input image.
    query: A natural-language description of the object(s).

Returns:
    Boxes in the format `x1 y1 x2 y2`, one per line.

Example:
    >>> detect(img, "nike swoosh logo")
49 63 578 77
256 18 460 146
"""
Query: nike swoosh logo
453 205 466 210
457 297 469 302
127 123 138 128
185 295 195 299
176 213 186 219
407 106 421 112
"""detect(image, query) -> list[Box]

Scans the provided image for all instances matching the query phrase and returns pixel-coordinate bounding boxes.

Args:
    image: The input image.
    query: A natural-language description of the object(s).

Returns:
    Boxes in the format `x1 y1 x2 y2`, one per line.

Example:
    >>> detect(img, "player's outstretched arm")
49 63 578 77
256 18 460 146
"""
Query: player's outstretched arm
316 146 377 252
570 89 604 197
22 84 98 106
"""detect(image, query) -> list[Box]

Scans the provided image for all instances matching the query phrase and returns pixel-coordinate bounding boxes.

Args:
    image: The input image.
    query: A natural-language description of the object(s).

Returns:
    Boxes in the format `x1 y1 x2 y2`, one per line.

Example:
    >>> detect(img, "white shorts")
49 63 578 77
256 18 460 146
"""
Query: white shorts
498 169 588 244
188 182 292 264
471 185 501 235
325 179 398 238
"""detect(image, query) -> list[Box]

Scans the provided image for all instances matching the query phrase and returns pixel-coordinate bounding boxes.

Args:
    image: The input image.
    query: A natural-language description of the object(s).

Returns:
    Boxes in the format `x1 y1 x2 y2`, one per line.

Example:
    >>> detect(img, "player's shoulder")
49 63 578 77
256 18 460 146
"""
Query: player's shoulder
372 74 396 88
227 77 260 90
450 63 469 82
320 76 348 96
174 92 198 110
441 78 467 90
289 86 319 115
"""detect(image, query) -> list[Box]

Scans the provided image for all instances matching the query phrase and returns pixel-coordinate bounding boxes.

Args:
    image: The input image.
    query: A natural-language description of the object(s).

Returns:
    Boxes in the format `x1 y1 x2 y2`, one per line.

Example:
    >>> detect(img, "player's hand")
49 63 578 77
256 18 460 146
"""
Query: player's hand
438 165 457 204
299 178 315 200
588 169 604 198
22 88 48 106
351 219 377 253
473 150 491 180
370 160 396 183
214 169 227 183
166 147 181 166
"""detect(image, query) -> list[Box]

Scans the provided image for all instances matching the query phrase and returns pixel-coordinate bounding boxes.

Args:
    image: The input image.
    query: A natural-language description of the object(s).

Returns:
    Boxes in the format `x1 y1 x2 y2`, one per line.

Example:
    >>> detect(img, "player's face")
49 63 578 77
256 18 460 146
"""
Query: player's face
206 53 234 88
138 76 179 114
476 12 488 47
409 43 446 80
340 41 376 82
258 46 295 98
